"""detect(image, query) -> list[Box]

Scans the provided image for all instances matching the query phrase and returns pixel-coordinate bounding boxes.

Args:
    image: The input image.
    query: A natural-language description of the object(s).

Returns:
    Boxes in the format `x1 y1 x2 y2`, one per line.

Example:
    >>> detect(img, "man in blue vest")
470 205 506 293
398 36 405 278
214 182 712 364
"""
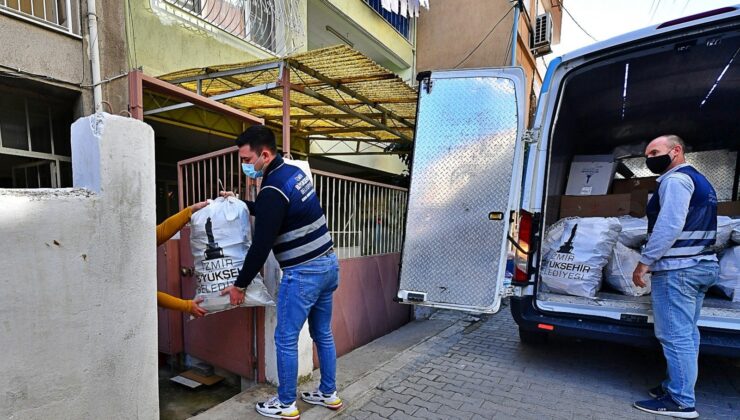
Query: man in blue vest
221 125 342 419
632 134 718 419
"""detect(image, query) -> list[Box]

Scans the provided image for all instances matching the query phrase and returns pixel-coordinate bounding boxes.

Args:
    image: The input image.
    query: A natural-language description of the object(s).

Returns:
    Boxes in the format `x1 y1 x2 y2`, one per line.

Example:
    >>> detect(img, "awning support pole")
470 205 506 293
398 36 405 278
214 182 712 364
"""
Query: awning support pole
281 62 292 158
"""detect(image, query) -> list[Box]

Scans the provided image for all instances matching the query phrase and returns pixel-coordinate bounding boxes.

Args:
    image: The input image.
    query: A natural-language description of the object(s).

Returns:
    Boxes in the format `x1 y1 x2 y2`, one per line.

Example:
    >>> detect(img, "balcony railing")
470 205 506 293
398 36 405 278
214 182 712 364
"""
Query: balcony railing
363 0 411 40
164 0 292 53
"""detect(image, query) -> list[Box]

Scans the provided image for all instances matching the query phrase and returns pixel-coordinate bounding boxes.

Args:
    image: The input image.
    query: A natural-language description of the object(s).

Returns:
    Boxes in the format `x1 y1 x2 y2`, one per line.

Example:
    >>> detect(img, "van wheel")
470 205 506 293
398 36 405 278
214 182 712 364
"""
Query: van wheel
518 328 548 345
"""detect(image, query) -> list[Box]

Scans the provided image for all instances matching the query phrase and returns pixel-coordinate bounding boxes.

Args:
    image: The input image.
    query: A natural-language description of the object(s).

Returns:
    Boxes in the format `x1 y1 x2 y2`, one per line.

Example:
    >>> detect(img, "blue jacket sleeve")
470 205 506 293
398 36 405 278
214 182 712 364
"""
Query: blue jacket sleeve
234 189 288 288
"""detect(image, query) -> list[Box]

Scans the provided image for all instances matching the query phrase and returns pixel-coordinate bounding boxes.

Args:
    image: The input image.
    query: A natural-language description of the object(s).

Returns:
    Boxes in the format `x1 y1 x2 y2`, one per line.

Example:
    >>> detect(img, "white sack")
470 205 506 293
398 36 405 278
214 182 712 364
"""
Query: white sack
541 217 621 298
604 242 651 296
189 196 274 315
711 216 740 253
714 246 740 302
732 222 740 245
617 216 648 249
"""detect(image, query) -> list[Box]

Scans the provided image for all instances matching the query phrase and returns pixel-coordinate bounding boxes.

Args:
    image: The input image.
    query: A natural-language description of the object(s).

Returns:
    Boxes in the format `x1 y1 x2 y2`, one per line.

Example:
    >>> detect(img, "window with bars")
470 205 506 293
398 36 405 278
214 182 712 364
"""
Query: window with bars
363 0 411 40
0 0 80 35
164 0 277 53
0 92 74 188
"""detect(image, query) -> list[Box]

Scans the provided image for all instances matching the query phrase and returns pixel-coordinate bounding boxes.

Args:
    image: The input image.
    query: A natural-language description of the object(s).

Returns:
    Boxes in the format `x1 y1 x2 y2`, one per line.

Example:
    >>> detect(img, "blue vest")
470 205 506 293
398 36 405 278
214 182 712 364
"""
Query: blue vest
260 156 333 268
646 165 717 259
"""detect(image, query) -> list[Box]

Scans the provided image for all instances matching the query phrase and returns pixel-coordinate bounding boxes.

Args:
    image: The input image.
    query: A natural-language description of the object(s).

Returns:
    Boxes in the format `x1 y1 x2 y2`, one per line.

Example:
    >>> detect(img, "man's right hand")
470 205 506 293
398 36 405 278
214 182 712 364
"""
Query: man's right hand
220 191 235 198
189 296 208 318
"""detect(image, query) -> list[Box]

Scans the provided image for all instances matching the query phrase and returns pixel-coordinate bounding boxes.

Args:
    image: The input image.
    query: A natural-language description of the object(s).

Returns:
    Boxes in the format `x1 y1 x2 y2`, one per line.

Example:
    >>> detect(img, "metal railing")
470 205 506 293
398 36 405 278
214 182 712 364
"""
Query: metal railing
313 170 408 258
177 148 408 258
178 146 244 208
162 0 304 55
0 0 79 35
363 0 411 40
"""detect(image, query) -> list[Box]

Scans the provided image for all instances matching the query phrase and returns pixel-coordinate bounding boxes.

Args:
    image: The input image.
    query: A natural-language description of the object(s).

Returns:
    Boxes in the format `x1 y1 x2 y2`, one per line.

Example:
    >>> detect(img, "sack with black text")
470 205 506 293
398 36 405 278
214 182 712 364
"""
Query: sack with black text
189 196 275 315
541 217 620 298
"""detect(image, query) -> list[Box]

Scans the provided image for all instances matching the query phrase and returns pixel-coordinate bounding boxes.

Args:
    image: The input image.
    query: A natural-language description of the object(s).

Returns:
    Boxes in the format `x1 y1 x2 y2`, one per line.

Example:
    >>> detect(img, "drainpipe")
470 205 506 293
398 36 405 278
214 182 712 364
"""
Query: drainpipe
87 0 103 112
510 0 522 67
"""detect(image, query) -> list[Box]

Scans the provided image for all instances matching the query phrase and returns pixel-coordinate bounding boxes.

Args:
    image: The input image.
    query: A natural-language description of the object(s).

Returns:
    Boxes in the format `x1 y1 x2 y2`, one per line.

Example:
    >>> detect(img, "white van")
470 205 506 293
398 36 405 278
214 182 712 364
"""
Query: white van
396 5 740 356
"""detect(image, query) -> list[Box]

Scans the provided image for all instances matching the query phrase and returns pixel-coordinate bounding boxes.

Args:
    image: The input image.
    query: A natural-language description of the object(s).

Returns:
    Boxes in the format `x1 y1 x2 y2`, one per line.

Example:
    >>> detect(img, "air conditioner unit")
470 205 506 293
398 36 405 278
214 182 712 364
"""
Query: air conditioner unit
531 13 553 57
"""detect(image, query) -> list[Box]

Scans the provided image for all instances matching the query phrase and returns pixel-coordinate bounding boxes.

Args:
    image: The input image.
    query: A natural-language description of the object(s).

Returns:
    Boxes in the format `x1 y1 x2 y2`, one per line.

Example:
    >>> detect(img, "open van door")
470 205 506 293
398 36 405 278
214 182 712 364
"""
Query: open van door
397 68 526 313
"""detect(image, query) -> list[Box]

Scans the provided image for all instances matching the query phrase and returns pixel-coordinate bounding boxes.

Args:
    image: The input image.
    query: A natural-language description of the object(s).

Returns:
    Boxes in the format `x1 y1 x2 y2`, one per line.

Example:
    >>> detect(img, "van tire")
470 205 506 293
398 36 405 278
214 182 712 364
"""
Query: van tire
518 328 548 345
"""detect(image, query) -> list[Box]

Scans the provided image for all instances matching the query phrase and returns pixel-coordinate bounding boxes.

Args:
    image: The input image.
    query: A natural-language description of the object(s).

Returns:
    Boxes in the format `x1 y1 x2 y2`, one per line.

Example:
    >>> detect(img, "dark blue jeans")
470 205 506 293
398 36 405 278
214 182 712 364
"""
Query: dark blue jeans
275 253 339 404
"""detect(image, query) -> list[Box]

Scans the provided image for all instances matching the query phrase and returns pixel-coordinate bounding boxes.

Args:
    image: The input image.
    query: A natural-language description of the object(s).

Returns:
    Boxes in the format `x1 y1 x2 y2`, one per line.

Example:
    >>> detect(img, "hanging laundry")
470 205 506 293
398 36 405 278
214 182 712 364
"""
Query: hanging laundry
381 0 429 17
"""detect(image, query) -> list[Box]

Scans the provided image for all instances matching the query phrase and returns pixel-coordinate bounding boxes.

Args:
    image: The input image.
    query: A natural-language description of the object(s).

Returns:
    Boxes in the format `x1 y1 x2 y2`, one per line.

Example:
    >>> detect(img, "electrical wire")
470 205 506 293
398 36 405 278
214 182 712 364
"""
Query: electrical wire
680 0 691 15
502 25 514 66
649 0 663 22
557 0 598 42
453 5 516 68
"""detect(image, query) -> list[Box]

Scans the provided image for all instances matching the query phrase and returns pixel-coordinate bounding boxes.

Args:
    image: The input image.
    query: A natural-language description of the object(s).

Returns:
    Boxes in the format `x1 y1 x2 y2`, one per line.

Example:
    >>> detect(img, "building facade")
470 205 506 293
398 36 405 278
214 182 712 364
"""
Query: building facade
125 0 419 220
416 0 563 125
0 0 128 188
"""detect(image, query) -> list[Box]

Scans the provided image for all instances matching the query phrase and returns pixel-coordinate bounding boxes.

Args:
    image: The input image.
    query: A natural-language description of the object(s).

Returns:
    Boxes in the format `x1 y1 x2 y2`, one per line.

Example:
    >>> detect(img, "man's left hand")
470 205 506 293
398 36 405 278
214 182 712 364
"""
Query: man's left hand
221 285 245 305
632 262 649 288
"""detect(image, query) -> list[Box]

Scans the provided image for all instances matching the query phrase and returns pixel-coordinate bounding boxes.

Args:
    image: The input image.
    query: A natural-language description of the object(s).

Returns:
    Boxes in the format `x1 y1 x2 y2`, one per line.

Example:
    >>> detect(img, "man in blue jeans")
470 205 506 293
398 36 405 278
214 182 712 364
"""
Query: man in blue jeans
221 125 342 419
632 134 719 419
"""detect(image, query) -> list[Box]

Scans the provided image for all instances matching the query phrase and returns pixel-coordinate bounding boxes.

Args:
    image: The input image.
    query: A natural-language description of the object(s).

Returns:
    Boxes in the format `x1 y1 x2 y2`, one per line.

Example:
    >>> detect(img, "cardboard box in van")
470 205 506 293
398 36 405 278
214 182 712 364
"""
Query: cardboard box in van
560 190 648 218
565 155 617 196
718 201 740 216
612 177 659 194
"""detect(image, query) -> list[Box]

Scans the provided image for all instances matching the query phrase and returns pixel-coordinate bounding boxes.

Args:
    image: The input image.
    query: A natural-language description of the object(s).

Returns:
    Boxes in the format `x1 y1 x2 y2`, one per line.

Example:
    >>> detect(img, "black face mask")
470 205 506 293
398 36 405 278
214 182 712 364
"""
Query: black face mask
645 153 672 174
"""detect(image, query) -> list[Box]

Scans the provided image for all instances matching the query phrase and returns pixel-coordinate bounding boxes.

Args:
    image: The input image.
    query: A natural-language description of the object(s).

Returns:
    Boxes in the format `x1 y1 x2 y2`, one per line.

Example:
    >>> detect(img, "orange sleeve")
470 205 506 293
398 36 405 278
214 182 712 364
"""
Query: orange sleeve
156 207 193 246
157 291 192 313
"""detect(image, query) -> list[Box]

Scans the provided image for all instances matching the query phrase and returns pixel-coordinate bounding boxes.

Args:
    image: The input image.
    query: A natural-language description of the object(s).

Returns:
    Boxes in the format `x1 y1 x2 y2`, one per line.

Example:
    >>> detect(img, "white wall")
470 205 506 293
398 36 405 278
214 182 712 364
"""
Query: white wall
0 114 159 419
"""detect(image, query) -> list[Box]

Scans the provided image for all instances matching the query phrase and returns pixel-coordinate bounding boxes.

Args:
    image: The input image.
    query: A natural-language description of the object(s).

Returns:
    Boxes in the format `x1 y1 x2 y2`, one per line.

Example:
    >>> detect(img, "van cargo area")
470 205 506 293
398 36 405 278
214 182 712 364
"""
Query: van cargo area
535 23 740 329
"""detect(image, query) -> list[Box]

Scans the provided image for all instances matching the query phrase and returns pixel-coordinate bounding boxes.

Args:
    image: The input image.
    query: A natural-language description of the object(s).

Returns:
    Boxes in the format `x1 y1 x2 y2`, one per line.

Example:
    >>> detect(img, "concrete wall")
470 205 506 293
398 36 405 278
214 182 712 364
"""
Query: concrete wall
95 0 132 114
0 114 159 419
0 11 90 115
317 0 414 75
0 1 129 117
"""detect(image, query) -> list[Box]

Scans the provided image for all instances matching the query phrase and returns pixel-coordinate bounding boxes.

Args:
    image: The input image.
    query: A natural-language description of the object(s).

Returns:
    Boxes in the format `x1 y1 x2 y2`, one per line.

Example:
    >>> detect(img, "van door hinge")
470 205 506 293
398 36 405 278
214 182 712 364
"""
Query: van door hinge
522 128 540 144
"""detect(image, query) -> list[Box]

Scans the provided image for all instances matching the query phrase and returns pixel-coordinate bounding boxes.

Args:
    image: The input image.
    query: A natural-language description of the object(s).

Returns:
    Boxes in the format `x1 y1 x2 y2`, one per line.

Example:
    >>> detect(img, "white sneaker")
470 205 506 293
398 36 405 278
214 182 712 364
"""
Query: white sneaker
255 395 300 419
300 389 343 410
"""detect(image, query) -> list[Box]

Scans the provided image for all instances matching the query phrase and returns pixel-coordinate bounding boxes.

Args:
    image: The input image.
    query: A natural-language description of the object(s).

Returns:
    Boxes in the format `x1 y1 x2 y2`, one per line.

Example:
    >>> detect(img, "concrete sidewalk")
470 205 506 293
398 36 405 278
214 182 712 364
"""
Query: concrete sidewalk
192 306 740 420
190 311 472 420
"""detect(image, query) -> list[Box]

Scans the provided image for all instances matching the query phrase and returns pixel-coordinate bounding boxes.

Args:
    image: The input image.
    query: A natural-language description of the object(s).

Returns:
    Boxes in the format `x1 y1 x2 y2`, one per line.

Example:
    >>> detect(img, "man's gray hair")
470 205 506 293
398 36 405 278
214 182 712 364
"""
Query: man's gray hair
661 134 686 150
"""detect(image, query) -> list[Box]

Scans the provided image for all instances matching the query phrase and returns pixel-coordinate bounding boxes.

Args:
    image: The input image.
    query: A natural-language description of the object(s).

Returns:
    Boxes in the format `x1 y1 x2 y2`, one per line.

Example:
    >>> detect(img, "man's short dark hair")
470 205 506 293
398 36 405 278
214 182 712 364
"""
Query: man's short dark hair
235 125 277 154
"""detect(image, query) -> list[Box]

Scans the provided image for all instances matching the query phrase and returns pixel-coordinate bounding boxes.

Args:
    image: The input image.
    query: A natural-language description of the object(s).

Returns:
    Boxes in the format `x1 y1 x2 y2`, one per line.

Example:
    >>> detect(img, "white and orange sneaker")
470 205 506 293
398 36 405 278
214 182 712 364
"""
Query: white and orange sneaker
255 396 300 419
300 389 343 410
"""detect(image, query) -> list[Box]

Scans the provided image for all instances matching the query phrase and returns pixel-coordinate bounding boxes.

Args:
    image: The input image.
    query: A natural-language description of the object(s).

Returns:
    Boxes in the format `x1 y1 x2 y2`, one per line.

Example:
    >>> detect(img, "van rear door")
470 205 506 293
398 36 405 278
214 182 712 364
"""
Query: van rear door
397 68 526 314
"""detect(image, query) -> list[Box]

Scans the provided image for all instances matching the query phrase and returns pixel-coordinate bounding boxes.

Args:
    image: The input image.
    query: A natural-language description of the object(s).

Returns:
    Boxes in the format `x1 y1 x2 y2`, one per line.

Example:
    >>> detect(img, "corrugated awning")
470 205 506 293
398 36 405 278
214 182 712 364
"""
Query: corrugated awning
151 45 417 155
